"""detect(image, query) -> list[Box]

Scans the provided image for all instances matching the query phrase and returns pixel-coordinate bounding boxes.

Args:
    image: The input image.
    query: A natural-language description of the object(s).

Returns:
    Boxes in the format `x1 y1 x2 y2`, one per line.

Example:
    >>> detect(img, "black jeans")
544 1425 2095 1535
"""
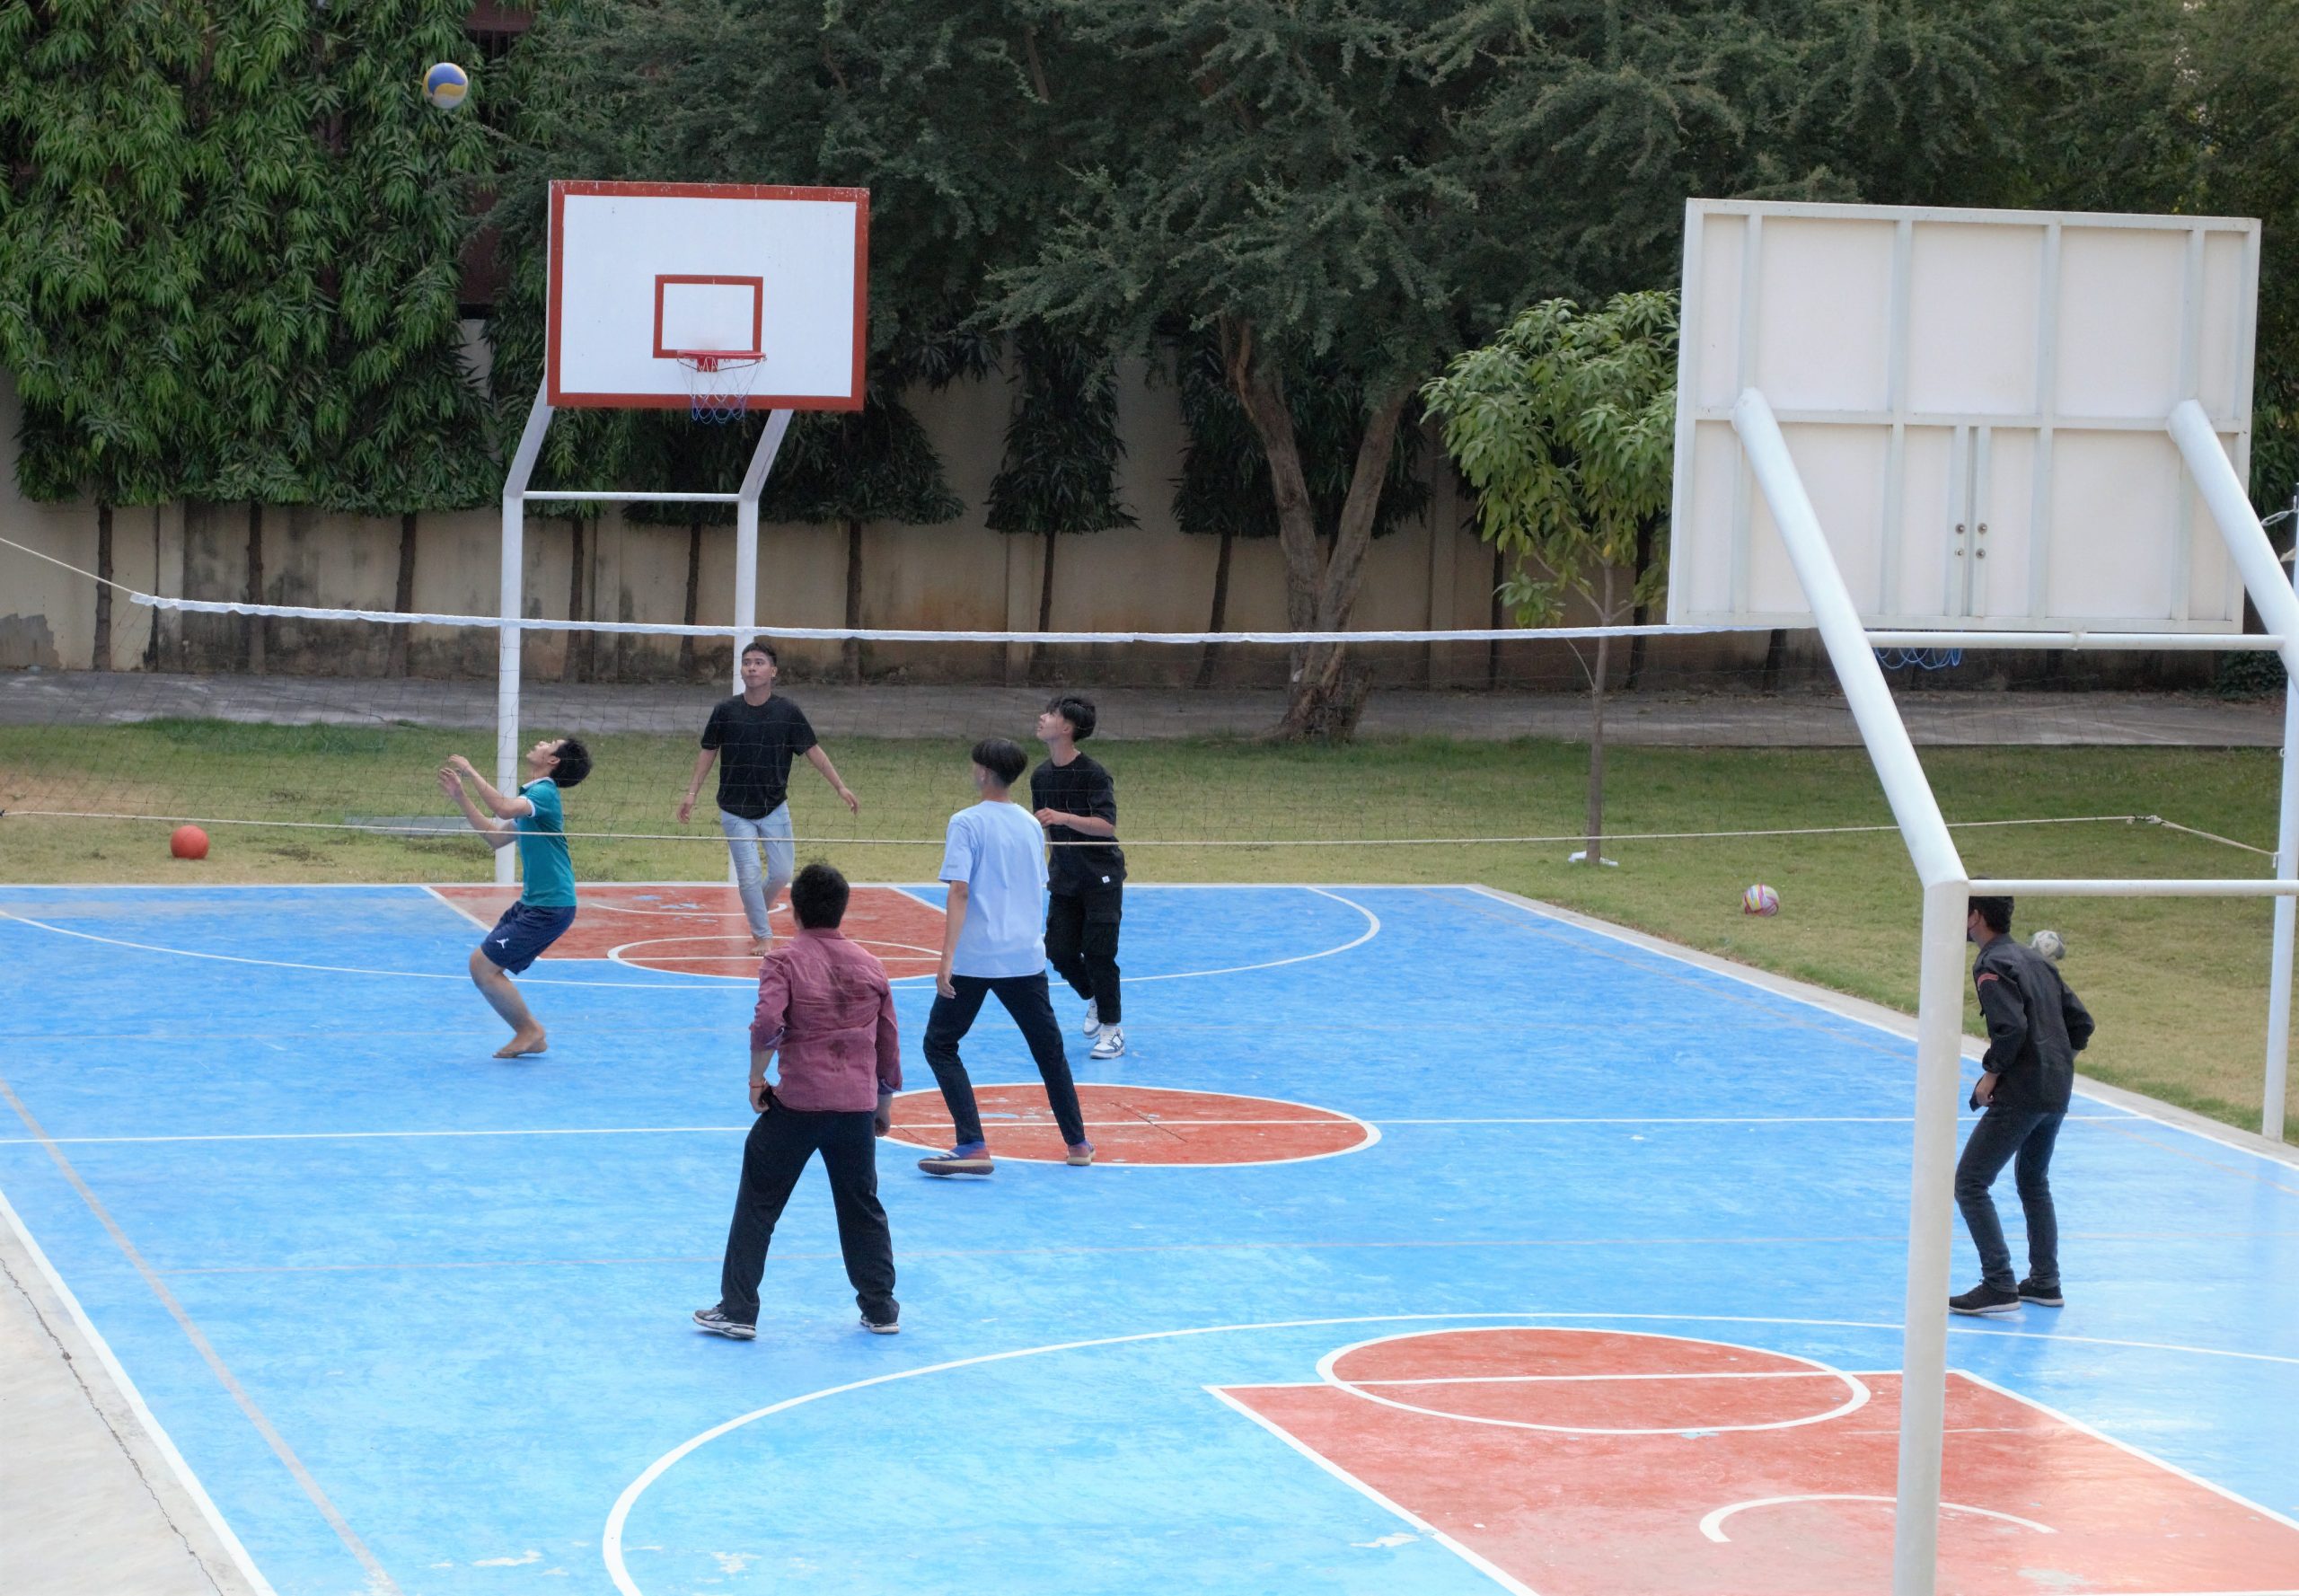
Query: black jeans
718 1100 897 1327
922 972 1088 1148
1953 1107 2066 1291
1044 886 1122 1024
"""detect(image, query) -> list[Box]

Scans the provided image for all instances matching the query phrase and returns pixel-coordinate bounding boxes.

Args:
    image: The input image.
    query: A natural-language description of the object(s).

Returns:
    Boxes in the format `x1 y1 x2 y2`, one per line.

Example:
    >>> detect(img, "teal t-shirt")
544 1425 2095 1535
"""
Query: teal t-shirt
515 778 577 907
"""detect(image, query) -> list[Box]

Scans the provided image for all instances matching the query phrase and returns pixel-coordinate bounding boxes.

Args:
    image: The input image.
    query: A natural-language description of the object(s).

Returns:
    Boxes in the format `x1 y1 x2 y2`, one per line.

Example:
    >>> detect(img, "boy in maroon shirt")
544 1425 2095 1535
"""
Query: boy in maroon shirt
694 862 902 1339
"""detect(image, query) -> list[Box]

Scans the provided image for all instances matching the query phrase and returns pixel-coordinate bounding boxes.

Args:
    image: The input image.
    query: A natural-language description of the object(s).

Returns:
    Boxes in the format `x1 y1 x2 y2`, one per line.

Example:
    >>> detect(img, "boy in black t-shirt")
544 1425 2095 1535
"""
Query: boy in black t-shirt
677 640 859 956
1031 694 1127 1059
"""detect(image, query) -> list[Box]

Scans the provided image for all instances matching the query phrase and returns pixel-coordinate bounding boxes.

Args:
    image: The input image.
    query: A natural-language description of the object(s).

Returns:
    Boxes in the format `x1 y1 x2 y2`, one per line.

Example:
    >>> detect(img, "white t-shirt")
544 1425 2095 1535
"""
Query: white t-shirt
938 799 1048 978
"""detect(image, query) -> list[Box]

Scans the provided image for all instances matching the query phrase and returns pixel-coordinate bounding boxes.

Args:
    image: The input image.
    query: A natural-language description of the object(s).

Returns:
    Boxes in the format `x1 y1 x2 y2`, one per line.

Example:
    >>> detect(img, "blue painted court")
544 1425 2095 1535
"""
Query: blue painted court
2 882 2295 1595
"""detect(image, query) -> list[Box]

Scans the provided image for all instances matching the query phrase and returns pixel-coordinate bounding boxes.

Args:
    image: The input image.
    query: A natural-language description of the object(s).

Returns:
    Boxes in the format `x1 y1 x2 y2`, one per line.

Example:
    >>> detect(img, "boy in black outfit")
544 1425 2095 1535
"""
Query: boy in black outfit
1032 694 1128 1060
1951 895 2094 1317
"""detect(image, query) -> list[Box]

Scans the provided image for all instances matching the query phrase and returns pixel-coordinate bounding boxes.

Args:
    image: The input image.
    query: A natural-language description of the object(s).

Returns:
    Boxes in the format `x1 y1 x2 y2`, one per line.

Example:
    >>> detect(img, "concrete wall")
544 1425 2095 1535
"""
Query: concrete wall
0 363 2214 692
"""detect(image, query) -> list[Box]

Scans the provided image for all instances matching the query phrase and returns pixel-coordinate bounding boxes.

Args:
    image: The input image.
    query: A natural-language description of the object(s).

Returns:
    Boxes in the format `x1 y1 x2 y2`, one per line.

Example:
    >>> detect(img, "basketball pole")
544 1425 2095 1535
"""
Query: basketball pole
2170 399 2299 1142
498 380 556 889
1733 390 1970 1596
729 409 794 693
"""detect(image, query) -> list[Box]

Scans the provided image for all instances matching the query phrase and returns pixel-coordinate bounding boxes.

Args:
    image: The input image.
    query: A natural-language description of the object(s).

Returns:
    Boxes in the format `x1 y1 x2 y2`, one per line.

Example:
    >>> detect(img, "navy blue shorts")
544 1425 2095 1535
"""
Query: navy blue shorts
480 902 577 974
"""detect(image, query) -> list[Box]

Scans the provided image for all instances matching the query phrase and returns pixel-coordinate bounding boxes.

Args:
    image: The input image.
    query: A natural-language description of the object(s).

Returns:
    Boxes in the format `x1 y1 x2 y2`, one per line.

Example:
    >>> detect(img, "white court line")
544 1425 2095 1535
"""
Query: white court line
0 1185 281 1596
1313 1326 1871 1436
419 884 497 931
1202 1385 1543 1596
601 1309 2297 1596
1696 1494 2055 1543
0 1076 400 1592
881 1083 1381 1168
1458 884 2299 1175
0 906 729 991
1356 1370 1849 1387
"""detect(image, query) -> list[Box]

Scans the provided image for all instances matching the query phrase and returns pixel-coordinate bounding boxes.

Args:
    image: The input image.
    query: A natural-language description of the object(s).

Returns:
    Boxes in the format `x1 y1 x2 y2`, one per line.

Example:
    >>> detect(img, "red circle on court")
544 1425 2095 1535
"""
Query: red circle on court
609 931 939 978
1324 1328 1861 1433
887 1083 1373 1167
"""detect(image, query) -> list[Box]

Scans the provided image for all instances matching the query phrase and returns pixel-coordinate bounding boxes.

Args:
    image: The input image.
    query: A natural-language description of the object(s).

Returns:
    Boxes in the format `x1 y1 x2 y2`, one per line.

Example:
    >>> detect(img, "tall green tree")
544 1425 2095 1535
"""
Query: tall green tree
1424 292 1678 866
986 323 1133 682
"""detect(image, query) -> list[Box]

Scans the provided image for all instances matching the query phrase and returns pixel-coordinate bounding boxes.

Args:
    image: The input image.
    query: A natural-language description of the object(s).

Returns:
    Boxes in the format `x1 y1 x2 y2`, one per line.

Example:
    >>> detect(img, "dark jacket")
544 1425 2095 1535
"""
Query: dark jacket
1971 936 2093 1114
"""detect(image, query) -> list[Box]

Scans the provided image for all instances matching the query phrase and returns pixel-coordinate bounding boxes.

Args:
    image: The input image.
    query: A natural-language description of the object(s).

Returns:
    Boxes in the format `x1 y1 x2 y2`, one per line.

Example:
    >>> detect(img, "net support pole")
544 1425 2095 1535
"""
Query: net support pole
2170 399 2299 1141
498 380 554 888
1732 389 1969 1596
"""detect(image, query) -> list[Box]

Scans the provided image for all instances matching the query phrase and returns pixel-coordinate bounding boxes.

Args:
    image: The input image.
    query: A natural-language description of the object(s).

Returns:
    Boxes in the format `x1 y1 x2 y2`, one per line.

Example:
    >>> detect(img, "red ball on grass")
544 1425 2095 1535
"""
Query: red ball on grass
170 824 209 860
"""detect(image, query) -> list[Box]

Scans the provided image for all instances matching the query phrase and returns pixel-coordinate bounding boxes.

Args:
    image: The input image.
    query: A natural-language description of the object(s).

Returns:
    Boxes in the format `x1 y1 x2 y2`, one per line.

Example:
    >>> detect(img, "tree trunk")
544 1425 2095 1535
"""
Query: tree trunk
1225 321 1409 740
243 502 265 674
388 512 417 677
1582 566 1615 863
1487 542 1505 690
1760 627 1787 692
143 508 162 671
1625 517 1653 690
679 517 702 678
1029 525 1058 683
1194 525 1236 690
92 502 113 671
561 518 586 683
841 517 864 682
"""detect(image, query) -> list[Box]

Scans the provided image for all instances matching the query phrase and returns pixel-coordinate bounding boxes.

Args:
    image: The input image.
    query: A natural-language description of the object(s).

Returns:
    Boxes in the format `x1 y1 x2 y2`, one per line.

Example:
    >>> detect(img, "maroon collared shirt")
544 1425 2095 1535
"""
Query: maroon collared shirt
749 927 902 1112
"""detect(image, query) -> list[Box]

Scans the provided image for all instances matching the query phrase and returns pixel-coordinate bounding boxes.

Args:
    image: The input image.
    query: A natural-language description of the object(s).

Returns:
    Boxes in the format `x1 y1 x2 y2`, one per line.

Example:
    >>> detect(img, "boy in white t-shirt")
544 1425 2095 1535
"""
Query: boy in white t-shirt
917 738 1093 1176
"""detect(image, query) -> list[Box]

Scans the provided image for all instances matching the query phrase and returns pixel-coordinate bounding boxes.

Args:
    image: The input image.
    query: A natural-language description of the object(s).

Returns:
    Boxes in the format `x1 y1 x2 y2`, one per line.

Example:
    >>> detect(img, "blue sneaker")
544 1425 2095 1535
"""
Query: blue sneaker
918 1143 993 1177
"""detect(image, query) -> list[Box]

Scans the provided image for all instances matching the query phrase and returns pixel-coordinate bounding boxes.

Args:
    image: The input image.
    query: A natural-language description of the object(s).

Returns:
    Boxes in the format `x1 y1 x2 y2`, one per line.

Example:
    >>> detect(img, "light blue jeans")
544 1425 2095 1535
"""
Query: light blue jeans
719 805 796 938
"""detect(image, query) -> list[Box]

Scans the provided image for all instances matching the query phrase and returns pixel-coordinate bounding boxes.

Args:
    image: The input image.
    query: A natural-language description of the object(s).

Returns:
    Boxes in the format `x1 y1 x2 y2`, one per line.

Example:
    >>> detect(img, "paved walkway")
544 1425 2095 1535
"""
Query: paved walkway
1 669 2285 745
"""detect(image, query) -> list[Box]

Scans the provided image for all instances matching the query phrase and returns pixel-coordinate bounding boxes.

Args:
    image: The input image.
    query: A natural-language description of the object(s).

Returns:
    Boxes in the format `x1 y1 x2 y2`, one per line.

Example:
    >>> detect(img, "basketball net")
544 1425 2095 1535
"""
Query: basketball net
674 351 765 425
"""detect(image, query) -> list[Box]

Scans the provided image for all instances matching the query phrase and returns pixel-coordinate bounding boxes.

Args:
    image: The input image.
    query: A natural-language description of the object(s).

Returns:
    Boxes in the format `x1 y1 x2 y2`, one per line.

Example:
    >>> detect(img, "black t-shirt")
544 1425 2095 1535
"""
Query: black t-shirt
700 694 818 819
1031 752 1125 895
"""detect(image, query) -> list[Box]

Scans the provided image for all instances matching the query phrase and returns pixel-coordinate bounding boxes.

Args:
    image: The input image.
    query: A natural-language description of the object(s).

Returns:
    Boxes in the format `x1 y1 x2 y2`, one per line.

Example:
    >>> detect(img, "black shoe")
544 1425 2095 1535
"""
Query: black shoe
859 1312 900 1335
2016 1278 2065 1307
692 1306 757 1339
1949 1283 2022 1317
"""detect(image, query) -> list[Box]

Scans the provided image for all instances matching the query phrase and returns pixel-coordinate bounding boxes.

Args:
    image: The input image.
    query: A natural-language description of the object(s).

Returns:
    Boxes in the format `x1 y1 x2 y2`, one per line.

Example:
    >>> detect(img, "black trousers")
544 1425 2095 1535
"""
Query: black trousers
718 1100 897 1326
922 971 1088 1147
1044 886 1123 1024
1954 1107 2065 1292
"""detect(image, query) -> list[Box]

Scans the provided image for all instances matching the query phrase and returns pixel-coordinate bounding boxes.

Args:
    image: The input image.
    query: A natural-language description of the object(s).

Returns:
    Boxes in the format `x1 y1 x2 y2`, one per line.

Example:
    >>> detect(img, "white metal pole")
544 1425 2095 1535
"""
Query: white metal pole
1894 878 1974 1595
732 410 794 692
1732 388 1969 1596
2170 399 2298 1142
498 381 554 888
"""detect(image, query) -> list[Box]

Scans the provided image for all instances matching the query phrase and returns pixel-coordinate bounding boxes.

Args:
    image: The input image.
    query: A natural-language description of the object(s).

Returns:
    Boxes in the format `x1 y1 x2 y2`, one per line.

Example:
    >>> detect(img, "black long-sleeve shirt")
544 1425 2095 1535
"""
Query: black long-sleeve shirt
1971 937 2093 1113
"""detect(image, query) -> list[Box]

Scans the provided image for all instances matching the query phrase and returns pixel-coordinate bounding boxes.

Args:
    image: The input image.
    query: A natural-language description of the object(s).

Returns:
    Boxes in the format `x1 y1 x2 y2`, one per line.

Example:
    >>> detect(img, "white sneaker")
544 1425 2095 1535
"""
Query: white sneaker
1089 1026 1125 1060
1081 998 1101 1038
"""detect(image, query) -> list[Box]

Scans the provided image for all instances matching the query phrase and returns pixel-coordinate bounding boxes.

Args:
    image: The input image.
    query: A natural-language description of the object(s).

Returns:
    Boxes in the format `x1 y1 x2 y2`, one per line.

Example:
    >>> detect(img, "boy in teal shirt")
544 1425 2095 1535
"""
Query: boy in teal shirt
440 738 593 1056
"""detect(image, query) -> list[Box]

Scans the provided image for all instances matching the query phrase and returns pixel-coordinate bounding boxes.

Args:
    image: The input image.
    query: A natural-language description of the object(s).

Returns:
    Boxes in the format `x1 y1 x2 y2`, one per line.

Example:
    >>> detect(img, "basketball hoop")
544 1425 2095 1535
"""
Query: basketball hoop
674 351 765 424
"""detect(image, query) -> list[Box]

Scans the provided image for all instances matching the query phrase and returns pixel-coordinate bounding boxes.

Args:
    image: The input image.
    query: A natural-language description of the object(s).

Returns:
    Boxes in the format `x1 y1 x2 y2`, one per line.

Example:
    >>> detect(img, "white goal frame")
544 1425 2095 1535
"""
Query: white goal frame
1730 385 2296 1596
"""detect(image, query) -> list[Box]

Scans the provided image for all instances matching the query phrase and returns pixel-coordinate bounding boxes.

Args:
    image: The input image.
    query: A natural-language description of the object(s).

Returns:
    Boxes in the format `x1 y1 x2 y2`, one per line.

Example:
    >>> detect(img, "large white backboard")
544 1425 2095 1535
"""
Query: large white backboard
547 181 868 410
1669 200 2259 631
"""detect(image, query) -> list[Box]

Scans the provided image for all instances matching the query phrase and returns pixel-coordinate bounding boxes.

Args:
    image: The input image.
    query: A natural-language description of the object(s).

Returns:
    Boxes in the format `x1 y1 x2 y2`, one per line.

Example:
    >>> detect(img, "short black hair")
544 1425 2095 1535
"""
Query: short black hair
551 737 593 789
1969 895 2013 934
788 860 850 930
972 736 1028 787
741 638 778 664
1044 693 1097 740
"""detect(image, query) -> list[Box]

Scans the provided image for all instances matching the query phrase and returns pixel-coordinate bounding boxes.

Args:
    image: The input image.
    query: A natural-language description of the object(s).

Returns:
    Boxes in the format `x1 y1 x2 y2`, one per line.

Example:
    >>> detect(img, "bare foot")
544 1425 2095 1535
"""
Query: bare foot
494 1030 548 1058
750 936 774 957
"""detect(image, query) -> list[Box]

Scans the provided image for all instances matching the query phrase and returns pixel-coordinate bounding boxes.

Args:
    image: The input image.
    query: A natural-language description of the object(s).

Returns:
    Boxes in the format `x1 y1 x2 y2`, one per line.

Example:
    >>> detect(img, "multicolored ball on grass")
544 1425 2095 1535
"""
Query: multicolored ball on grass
1741 883 1780 917
423 62 470 110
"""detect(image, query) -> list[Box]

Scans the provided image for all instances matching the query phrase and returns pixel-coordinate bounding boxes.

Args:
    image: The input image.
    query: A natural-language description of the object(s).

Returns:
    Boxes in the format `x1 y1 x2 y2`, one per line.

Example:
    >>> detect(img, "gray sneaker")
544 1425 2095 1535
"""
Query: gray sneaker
692 1307 756 1340
1081 998 1101 1037
1090 1025 1125 1060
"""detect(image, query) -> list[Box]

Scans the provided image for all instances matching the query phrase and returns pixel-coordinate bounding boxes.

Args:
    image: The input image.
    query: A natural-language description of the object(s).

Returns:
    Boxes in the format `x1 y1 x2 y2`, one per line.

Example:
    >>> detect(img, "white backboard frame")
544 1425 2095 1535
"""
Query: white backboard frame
1669 199 2259 632
546 181 868 410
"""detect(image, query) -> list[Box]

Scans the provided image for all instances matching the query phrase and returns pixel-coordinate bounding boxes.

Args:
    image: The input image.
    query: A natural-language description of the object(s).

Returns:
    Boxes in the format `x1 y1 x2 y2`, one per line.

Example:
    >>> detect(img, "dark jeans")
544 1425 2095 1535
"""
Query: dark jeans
1045 886 1122 1024
718 1100 896 1327
1954 1107 2066 1291
923 972 1088 1148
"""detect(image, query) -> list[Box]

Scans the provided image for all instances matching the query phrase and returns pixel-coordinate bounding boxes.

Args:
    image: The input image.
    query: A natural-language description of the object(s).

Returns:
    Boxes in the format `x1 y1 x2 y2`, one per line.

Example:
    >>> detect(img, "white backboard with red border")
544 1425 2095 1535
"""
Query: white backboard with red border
545 180 868 410
1669 199 2259 632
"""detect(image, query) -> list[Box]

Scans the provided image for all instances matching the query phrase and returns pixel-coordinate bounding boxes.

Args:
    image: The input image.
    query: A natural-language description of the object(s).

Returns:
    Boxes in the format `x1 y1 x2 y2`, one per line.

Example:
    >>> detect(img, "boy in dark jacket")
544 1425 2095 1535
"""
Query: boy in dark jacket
1951 895 2095 1316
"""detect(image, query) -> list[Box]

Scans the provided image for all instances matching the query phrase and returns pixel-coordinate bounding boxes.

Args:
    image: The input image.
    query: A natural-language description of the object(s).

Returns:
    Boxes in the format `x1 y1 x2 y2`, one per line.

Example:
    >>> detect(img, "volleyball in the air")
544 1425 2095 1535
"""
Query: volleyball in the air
423 62 470 110
2030 928 2066 962
1742 884 1780 917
